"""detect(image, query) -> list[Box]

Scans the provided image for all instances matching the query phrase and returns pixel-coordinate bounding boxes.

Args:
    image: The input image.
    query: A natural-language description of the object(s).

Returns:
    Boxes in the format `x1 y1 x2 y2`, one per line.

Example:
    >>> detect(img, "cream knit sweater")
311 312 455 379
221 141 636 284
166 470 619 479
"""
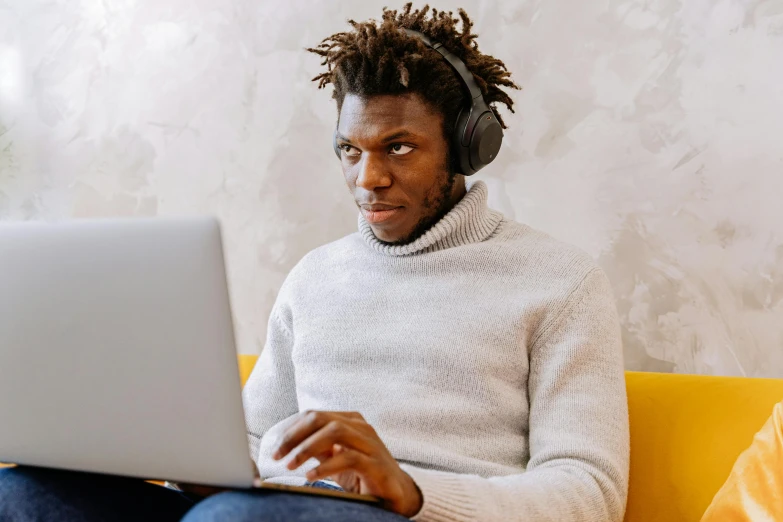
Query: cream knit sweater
243 181 630 521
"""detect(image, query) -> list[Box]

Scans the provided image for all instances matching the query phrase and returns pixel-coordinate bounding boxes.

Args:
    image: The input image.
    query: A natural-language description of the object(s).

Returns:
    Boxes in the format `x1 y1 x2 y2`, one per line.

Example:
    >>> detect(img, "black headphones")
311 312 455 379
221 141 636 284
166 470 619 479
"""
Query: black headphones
333 28 503 176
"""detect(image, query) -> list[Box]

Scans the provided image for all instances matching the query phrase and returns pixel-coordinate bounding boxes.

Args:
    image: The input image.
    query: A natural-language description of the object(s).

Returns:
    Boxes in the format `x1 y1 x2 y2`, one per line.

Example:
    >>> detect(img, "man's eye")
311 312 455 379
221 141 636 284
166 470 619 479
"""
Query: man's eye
341 145 360 157
389 144 414 156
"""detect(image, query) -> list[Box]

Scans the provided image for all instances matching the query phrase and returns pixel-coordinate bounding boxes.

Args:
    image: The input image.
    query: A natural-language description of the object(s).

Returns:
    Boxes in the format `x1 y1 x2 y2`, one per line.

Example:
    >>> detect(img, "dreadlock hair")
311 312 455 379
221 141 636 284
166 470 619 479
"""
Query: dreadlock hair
307 3 520 172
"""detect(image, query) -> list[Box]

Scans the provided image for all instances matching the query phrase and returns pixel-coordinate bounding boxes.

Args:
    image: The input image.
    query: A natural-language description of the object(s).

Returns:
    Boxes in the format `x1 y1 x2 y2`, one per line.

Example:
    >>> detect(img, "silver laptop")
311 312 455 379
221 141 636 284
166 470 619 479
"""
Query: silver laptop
0 217 255 487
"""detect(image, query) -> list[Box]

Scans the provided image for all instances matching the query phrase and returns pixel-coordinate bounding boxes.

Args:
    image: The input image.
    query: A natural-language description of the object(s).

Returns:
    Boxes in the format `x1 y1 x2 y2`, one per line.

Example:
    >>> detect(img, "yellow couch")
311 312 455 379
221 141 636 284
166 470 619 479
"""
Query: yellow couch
624 370 783 521
4 356 783 522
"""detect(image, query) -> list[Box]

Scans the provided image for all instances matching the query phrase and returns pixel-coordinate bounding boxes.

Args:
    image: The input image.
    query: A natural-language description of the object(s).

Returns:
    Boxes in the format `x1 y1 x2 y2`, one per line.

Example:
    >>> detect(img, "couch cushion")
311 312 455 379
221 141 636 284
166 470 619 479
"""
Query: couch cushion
624 371 783 522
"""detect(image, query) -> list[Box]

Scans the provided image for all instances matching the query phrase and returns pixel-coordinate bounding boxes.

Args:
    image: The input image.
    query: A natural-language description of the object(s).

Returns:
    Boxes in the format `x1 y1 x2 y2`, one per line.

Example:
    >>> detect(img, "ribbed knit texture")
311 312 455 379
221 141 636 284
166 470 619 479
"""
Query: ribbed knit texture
243 181 630 522
357 182 504 256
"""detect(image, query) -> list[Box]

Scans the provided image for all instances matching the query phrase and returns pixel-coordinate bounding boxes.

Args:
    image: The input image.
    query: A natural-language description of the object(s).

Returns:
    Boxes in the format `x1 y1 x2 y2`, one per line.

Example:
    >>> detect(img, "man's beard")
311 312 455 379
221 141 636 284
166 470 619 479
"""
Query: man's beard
386 170 457 246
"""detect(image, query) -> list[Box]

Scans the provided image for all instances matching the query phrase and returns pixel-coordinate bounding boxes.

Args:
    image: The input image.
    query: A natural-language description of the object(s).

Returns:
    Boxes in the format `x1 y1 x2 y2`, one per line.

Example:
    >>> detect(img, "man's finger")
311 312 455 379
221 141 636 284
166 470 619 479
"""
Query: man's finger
305 447 374 483
287 421 376 470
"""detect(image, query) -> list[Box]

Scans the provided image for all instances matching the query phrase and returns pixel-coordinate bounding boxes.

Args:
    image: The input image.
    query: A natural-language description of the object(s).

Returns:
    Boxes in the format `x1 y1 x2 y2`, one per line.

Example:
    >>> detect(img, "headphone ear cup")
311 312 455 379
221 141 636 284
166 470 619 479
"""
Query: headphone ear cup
333 130 342 160
452 107 474 176
468 111 503 172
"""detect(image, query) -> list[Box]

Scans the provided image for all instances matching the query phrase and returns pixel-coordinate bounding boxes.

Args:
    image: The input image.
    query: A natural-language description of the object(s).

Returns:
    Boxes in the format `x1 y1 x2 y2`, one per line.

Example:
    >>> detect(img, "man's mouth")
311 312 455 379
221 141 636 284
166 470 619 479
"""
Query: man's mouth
361 206 404 224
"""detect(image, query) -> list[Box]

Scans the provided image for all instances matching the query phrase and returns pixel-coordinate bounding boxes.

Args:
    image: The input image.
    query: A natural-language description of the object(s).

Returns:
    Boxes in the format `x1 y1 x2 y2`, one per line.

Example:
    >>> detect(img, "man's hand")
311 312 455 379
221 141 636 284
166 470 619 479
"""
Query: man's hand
273 411 423 517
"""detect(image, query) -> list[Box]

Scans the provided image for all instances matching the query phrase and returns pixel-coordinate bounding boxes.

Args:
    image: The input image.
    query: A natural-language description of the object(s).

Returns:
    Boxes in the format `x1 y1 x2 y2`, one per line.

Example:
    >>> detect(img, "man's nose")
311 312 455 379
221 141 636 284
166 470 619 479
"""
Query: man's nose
355 153 392 191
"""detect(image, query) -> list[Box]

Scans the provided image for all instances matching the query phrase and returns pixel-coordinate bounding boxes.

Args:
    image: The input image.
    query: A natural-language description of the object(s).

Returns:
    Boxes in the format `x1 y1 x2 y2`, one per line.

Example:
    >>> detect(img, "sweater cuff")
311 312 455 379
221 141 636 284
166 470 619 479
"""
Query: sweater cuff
400 464 479 522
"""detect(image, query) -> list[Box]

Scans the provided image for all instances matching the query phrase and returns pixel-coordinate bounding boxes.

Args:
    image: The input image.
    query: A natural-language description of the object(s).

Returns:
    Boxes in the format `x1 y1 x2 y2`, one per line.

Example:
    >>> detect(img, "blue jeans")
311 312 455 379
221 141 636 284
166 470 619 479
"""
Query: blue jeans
0 467 410 521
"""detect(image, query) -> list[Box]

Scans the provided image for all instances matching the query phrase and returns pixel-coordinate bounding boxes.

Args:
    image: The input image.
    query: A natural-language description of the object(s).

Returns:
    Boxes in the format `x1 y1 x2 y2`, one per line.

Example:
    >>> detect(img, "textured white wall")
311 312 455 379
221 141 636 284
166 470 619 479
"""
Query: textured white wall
1 0 782 376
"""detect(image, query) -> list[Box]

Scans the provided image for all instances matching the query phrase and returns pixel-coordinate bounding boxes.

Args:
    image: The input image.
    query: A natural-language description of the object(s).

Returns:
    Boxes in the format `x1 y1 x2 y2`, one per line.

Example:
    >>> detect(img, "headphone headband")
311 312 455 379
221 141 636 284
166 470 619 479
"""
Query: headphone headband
401 29 483 101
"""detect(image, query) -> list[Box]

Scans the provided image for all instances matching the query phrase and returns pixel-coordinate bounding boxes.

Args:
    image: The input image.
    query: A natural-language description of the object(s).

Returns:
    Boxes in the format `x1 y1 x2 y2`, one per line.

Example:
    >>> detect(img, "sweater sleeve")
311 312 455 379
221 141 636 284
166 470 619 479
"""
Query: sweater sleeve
242 303 299 465
400 268 630 522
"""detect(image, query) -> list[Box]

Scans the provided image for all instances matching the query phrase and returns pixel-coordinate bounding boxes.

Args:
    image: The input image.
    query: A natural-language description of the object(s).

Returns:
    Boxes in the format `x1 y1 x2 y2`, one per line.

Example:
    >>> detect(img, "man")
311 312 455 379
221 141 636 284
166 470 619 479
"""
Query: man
701 400 783 521
0 4 629 521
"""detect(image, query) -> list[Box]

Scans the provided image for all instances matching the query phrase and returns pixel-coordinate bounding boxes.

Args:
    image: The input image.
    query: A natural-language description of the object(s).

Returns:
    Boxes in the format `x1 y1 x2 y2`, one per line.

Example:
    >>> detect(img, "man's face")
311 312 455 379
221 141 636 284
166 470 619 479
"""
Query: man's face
336 93 465 244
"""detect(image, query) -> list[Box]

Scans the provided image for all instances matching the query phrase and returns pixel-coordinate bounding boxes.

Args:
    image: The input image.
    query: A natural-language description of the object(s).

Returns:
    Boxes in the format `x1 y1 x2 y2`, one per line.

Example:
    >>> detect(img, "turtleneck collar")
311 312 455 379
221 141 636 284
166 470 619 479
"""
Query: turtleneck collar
358 181 503 257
